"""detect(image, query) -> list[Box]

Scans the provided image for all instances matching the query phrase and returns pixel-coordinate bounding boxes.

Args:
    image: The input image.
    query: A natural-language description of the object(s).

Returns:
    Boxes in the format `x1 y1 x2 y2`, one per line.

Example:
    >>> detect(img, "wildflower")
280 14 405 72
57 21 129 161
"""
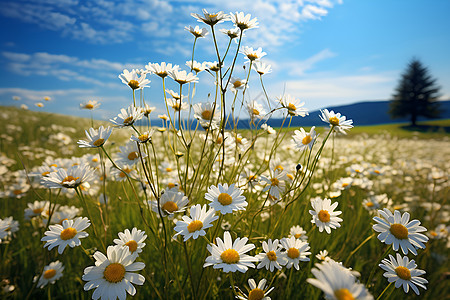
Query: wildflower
0 217 19 241
130 130 154 144
320 109 354 133
372 209 428 255
151 190 189 217
145 62 179 78
205 183 247 215
280 236 311 270
362 196 381 211
220 27 240 39
166 98 189 111
21 104 28 110
173 204 218 241
167 69 199 85
118 69 150 90
83 245 145 299
36 102 44 108
110 105 144 127
185 25 208 38
186 60 206 73
307 260 374 300
113 228 147 255
253 61 272 75
289 225 308 241
191 9 229 26
292 127 317 151
80 100 100 110
111 164 137 181
44 96 51 101
204 231 257 273
141 103 156 117
427 224 449 239
229 77 247 93
230 12 259 31
206 61 221 71
0 222 8 242
260 169 287 202
309 198 343 234
193 102 220 129
256 239 286 272
278 94 308 117
240 46 266 61
41 164 94 189
41 217 90 254
316 250 330 261
261 123 275 134
35 261 64 288
77 126 113 148
379 253 428 295
236 278 274 300
24 200 49 220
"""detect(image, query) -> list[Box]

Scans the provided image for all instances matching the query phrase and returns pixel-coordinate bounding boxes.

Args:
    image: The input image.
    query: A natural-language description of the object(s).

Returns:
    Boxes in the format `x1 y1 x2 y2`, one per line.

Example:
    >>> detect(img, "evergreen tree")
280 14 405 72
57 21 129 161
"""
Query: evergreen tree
389 58 441 126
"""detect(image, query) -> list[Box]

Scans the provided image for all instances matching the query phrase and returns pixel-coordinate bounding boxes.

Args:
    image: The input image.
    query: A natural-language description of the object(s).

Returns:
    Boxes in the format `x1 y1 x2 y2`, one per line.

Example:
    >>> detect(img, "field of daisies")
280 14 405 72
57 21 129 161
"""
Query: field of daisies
1 9 449 300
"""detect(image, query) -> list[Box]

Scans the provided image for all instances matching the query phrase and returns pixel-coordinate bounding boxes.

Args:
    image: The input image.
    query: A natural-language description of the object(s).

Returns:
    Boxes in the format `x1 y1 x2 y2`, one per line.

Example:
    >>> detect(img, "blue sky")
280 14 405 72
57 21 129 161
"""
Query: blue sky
1 0 449 120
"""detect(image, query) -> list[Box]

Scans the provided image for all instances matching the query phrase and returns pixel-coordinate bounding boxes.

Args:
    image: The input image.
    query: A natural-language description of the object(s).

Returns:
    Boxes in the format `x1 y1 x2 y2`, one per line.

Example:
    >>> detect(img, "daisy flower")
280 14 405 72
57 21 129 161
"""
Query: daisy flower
229 77 247 93
41 164 95 189
35 261 64 288
130 130 154 144
41 217 90 254
141 103 156 117
82 245 145 300
307 260 374 300
372 209 428 255
80 100 101 110
236 278 274 300
204 231 257 273
206 61 221 71
118 69 150 90
255 239 286 272
253 61 272 75
36 102 44 108
116 141 147 165
110 105 144 127
379 253 428 295
114 228 147 255
166 97 189 111
240 46 266 61
261 123 275 134
230 12 259 30
191 9 229 26
292 126 317 151
278 94 308 117
220 27 240 39
111 164 137 182
280 236 311 270
0 222 9 242
77 126 113 148
309 198 343 234
246 100 266 122
193 102 220 129
260 169 287 203
145 62 179 78
24 200 49 220
319 109 354 133
0 217 19 241
185 25 208 38
186 60 206 73
151 190 189 217
205 183 247 215
316 250 330 261
173 204 218 241
167 69 199 85
289 225 308 241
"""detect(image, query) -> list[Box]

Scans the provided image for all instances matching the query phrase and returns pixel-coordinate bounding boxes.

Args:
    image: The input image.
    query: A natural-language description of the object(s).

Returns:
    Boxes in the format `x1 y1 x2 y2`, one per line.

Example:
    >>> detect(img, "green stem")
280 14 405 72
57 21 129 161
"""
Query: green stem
376 282 393 300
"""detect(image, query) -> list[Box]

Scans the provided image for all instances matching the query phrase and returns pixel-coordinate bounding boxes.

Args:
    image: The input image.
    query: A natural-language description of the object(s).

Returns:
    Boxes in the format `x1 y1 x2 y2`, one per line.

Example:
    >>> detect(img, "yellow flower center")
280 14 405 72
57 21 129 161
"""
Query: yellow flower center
50 164 58 167
294 233 302 239
187 220 203 233
430 231 438 237
329 116 340 126
342 183 349 188
220 249 240 264
248 175 257 181
60 227 77 240
58 218 68 225
162 201 178 213
85 103 94 109
302 135 312 145
233 80 243 88
201 110 212 120
119 167 131 178
366 201 374 207
395 266 411 280
13 189 22 195
123 116 134 125
103 263 126 283
216 136 223 144
334 288 355 300
165 167 173 172
138 134 149 142
127 151 139 161
287 174 294 180
390 224 409 240
33 208 44 214
43 269 56 279
318 210 331 223
218 193 233 206
125 240 138 253
270 178 279 186
128 80 140 90
252 108 260 116
248 288 265 300
287 247 300 259
208 13 218 18
287 103 296 111
61 176 79 185
267 250 277 261
93 138 104 147
374 170 381 174
275 165 284 171
168 182 176 189
42 171 50 176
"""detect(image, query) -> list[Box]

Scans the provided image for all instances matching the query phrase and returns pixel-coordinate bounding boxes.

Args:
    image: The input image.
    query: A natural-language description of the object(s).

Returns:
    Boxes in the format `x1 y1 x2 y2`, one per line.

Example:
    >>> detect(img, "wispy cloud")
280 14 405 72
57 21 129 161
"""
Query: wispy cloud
285 49 337 76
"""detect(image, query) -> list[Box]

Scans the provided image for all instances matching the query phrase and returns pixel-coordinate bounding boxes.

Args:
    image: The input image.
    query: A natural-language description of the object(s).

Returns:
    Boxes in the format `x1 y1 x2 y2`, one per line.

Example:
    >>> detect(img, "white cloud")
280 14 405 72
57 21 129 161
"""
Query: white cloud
285 49 337 76
0 87 95 102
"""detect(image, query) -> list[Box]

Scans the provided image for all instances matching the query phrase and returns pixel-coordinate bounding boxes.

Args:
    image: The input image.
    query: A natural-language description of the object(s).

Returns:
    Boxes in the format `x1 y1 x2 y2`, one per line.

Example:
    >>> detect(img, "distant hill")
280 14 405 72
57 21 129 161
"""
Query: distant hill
264 100 450 128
